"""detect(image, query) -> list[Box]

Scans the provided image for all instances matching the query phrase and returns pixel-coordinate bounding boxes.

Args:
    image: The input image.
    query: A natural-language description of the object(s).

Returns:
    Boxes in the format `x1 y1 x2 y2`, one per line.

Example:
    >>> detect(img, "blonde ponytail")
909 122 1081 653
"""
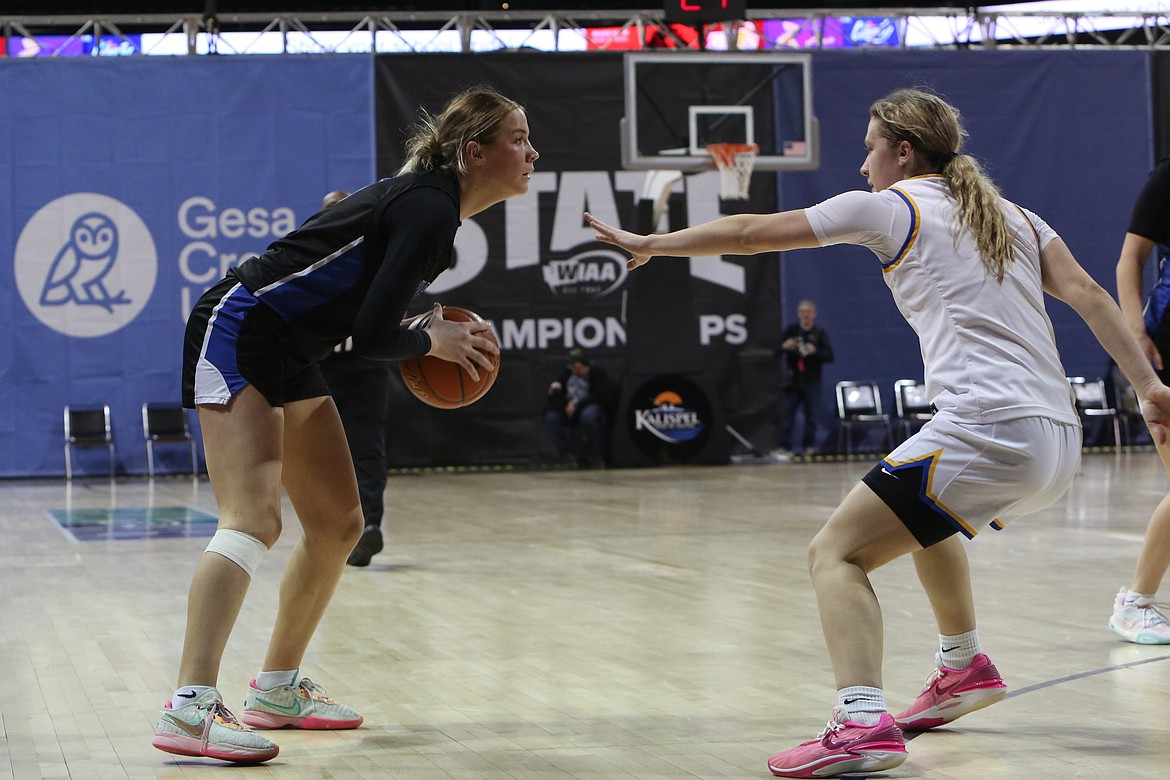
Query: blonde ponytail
944 153 1014 281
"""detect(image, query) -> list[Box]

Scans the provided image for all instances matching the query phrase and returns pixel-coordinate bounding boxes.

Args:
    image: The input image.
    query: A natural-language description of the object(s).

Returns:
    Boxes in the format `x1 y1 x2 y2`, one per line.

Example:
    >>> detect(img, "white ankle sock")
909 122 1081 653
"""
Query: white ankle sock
171 685 213 707
1126 589 1154 606
254 669 297 691
837 686 885 726
937 629 980 669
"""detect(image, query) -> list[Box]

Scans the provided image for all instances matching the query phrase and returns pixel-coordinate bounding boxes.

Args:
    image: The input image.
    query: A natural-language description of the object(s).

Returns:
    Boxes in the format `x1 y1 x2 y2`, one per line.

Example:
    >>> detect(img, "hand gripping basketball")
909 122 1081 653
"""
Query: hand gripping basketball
399 306 500 409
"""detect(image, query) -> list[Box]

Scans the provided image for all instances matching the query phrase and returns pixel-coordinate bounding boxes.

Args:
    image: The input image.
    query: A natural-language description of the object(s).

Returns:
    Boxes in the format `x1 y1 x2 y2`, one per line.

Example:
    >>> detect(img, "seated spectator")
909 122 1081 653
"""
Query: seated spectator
545 348 611 469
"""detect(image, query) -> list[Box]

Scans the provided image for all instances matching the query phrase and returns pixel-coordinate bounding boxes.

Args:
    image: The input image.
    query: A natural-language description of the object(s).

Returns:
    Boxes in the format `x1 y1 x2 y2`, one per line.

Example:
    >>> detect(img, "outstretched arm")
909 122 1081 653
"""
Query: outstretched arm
584 209 820 271
1042 237 1170 443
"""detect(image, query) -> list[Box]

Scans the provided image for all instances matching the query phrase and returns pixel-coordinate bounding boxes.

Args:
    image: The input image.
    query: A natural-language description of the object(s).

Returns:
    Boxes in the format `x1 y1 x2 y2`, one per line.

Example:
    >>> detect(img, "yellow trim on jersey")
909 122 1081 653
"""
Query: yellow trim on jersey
1009 202 1040 247
883 186 920 273
881 448 978 538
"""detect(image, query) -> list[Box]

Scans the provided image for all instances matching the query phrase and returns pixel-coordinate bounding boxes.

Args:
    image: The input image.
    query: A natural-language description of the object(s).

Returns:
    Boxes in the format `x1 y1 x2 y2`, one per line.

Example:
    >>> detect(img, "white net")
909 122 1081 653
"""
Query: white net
707 143 758 200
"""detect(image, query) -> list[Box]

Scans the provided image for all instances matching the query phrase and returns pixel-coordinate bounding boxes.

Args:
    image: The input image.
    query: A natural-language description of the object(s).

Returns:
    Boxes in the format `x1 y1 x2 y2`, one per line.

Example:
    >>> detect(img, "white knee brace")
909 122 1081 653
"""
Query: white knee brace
205 529 268 577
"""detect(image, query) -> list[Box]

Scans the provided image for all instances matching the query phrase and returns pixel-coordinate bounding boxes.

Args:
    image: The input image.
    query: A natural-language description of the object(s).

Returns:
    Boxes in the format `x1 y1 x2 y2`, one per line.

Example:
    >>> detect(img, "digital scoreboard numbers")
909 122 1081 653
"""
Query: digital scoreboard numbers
663 1 747 25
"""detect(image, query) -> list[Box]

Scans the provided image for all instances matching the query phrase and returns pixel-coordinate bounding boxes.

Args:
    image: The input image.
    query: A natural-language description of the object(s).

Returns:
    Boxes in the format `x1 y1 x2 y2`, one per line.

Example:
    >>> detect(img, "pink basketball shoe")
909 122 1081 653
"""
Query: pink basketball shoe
894 653 1007 731
767 707 908 778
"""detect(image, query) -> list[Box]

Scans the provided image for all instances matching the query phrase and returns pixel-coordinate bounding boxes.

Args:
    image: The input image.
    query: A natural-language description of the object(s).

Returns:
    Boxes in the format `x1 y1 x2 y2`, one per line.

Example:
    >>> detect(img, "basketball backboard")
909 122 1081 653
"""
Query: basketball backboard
621 52 817 172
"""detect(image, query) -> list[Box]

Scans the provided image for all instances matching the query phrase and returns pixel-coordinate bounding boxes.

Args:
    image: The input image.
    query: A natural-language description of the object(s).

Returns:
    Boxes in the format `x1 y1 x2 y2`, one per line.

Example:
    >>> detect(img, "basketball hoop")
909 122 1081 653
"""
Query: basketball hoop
707 142 759 200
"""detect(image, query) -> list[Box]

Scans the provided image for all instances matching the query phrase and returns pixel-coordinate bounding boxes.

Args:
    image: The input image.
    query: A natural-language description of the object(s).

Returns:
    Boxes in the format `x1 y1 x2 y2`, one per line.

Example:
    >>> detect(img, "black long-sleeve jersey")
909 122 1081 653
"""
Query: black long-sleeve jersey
1129 158 1170 250
228 170 461 363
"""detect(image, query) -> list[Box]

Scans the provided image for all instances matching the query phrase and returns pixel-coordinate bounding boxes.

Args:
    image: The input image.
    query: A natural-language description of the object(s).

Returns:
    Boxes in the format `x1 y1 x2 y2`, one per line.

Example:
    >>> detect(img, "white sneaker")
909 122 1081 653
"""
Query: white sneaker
1108 587 1170 644
242 674 363 729
152 688 279 763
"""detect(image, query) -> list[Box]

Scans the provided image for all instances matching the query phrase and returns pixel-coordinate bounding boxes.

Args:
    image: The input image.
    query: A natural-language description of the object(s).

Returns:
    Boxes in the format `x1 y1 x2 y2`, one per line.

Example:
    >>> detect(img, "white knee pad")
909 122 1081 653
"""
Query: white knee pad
205 529 268 577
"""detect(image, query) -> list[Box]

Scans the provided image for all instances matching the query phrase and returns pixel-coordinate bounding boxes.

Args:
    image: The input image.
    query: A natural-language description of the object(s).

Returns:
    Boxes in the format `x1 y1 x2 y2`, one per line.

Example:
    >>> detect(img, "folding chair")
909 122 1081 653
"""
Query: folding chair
142 403 198 476
835 381 892 456
1068 376 1121 448
894 379 934 443
64 405 115 479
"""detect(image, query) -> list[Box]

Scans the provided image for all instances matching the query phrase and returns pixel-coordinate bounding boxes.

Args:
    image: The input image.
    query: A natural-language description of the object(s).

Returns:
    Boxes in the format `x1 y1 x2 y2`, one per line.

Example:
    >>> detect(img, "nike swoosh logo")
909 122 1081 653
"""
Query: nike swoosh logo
253 695 301 716
935 674 967 695
823 732 870 752
941 645 960 653
176 691 197 698
881 468 894 476
160 712 205 738
842 697 862 705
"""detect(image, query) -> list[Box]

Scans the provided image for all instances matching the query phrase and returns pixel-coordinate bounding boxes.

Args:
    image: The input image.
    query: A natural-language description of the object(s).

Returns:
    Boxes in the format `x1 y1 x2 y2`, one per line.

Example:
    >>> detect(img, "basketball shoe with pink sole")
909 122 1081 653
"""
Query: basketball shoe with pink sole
767 707 908 778
241 674 363 730
152 688 279 763
894 653 1007 731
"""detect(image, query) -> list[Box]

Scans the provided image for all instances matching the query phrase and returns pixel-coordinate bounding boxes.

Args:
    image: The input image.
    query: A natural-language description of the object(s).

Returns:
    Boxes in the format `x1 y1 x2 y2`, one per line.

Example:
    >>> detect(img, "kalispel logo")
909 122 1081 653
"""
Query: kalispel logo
14 193 157 337
634 390 705 444
541 247 627 299
626 375 715 463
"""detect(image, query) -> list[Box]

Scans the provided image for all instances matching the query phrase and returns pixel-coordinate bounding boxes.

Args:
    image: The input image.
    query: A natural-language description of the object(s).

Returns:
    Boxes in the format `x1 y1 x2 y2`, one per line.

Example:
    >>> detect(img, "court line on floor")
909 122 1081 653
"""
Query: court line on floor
904 651 1170 741
1003 651 1170 698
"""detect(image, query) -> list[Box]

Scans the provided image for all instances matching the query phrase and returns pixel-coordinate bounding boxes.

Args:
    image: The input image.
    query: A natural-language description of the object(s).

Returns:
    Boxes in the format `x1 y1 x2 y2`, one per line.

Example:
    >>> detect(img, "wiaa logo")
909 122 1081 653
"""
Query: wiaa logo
14 193 157 338
633 390 705 444
541 247 627 299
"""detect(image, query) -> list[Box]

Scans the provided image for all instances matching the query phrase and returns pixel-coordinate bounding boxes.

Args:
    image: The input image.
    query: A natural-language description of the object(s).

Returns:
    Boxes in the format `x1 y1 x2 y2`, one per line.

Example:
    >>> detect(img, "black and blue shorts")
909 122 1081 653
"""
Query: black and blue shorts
182 276 329 409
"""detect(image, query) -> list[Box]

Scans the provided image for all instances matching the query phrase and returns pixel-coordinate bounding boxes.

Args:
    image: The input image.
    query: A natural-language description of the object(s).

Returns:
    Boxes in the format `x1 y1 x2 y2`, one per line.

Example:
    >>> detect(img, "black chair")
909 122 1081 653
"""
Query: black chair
1068 376 1121 448
835 381 892 456
64 405 115 480
894 379 934 443
142 403 198 476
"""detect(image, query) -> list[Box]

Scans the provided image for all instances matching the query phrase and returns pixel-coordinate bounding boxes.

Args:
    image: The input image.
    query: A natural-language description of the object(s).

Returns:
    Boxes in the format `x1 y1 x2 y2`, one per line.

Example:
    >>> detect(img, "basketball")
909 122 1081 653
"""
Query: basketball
398 306 500 409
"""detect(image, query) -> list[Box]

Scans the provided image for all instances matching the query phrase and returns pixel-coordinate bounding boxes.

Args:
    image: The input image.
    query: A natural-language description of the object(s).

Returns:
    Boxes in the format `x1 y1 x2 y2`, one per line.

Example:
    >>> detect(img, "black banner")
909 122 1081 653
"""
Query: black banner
374 53 781 467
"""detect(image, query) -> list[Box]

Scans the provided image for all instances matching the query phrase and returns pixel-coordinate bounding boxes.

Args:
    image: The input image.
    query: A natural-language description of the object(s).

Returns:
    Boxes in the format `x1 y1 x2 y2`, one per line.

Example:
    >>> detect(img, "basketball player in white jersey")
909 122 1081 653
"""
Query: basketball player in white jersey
585 88 1170 778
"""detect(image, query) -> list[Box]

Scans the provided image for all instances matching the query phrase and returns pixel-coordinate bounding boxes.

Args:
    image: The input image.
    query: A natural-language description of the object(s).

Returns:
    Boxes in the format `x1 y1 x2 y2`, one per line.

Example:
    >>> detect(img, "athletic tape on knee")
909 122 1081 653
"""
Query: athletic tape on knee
205 529 268 577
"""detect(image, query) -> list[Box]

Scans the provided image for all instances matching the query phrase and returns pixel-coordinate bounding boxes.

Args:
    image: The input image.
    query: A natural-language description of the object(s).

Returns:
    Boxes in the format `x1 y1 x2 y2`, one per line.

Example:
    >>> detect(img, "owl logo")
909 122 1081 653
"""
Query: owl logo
39 212 130 313
15 193 157 338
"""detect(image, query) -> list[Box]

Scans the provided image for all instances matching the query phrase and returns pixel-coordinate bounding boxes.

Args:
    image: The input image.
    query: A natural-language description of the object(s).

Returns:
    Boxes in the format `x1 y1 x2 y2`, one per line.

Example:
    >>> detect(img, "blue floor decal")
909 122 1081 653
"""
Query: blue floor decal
49 506 218 541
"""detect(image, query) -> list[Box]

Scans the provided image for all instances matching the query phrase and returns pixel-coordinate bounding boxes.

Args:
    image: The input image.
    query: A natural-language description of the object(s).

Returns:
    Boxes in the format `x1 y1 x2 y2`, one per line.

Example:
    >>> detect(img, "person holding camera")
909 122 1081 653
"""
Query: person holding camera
774 299 834 459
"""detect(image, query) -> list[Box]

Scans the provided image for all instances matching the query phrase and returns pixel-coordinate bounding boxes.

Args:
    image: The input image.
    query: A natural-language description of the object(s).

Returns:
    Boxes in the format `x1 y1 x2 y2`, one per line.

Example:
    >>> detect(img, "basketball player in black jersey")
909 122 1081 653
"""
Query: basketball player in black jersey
153 85 537 763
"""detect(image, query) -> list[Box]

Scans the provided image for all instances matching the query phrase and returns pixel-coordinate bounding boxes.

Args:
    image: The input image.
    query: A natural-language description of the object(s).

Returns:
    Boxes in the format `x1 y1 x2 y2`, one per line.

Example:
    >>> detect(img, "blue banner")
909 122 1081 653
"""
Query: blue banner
0 55 372 476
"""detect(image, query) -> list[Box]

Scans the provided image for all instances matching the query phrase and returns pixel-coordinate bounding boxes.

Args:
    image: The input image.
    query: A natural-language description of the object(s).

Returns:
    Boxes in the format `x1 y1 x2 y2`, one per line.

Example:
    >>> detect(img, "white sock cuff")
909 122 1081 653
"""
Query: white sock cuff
205 529 268 576
939 628 979 645
838 685 885 710
170 685 213 707
254 668 298 691
938 629 980 668
1127 589 1154 606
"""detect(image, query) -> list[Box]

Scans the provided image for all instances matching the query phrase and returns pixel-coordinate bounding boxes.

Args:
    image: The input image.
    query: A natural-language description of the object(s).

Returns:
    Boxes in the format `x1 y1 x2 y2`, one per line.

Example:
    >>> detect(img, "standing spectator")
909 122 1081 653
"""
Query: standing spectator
774 299 834 458
545 348 611 469
314 190 393 568
1110 157 1170 643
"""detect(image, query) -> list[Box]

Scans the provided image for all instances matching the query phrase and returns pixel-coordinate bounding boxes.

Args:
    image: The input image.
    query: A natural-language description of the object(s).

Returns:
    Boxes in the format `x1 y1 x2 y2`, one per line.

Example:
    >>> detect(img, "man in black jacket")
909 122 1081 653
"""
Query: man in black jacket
774 299 834 458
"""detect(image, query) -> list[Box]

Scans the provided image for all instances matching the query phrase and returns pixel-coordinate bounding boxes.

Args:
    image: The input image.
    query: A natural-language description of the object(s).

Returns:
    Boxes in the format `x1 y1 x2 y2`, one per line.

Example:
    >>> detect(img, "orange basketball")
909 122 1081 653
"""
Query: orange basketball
398 306 500 409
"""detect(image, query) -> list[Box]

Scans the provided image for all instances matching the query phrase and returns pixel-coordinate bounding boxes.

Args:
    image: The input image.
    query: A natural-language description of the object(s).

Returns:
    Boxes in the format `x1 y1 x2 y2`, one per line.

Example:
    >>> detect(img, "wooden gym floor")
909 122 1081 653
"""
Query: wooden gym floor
2 452 1168 779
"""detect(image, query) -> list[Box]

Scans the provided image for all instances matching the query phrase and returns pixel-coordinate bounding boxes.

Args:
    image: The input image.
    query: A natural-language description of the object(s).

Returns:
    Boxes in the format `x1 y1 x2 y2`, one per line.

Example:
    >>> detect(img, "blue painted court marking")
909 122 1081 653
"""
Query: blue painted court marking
903 651 1170 741
48 506 219 541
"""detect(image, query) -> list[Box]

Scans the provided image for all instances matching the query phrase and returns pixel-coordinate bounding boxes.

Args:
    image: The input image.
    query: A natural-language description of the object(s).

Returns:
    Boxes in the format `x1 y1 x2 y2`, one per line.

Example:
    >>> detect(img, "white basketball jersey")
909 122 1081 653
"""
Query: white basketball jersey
804 174 1078 425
